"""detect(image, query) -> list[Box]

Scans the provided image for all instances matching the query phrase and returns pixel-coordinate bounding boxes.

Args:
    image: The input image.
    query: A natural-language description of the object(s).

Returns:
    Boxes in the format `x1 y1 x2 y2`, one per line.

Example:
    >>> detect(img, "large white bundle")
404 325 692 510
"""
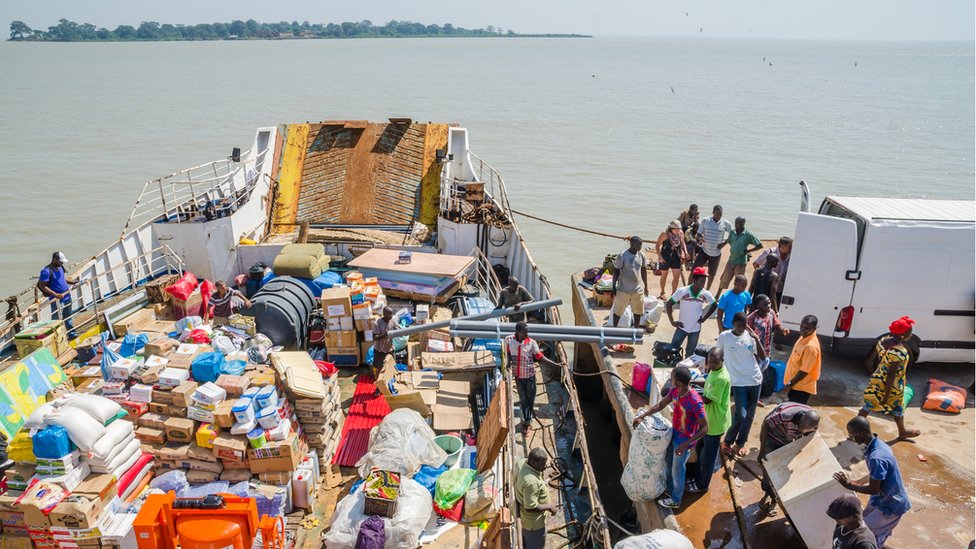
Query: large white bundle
61 394 123 424
89 431 136 466
91 438 141 473
24 402 58 429
621 413 672 502
90 420 135 460
324 477 432 549
47 410 106 452
354 409 447 478
613 529 693 549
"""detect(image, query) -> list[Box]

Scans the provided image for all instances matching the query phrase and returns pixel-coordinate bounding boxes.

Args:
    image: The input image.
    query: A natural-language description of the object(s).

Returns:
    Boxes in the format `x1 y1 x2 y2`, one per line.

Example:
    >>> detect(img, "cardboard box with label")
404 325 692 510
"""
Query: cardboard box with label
247 433 306 474
49 496 104 530
73 473 117 501
324 330 357 349
421 350 496 371
172 290 203 320
111 308 156 337
167 344 210 370
322 287 352 318
143 337 178 358
212 434 248 462
214 401 235 428
171 381 198 407
135 427 166 445
164 417 196 443
216 374 249 397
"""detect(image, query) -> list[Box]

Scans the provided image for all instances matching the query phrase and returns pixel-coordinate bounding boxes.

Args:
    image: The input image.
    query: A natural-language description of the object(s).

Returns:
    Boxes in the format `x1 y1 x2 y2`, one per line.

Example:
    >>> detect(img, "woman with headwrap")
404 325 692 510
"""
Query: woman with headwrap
859 316 920 439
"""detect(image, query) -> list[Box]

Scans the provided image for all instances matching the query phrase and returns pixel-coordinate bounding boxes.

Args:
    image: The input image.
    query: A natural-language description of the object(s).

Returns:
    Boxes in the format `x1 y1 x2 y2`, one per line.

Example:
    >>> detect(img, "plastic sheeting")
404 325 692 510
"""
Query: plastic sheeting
613 529 694 549
355 409 448 478
324 477 432 549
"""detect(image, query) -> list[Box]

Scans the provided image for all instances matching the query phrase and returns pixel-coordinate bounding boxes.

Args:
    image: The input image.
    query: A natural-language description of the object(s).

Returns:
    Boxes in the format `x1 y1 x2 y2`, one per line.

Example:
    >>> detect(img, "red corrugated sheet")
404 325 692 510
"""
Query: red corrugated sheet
333 374 391 467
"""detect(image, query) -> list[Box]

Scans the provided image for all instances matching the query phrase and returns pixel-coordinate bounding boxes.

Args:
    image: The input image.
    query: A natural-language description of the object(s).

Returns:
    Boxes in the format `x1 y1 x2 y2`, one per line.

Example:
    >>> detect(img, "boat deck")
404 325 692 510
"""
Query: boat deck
571 247 976 548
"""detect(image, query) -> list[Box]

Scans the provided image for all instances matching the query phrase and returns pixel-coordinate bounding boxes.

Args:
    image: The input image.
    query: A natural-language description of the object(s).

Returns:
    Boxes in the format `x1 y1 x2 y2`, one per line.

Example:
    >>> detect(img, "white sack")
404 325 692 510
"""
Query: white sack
47 409 106 452
89 431 136 465
90 420 135 459
613 529 694 549
24 402 58 429
621 412 672 502
324 477 432 549
91 438 141 473
61 394 123 424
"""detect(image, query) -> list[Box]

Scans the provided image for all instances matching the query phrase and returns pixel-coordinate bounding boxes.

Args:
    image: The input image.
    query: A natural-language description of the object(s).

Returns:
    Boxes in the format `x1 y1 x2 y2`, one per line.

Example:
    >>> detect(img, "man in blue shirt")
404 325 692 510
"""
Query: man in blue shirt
37 252 78 339
716 274 752 331
833 416 911 547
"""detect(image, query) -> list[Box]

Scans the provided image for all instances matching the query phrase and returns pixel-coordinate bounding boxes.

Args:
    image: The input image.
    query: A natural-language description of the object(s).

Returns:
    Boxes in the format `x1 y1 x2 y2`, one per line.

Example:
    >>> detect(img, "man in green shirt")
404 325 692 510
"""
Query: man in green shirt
717 217 762 294
515 448 560 548
693 346 732 492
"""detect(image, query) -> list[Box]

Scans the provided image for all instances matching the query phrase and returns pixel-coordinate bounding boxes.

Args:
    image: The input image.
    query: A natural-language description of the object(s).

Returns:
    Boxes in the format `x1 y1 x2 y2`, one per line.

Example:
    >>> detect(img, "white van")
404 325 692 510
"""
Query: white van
778 195 975 363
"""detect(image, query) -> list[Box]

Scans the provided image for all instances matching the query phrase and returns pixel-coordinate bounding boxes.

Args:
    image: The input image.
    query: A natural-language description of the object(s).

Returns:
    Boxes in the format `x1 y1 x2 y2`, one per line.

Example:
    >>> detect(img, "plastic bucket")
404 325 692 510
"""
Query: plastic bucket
257 406 280 429
247 428 267 449
255 386 278 409
631 362 652 393
434 435 464 467
232 398 256 424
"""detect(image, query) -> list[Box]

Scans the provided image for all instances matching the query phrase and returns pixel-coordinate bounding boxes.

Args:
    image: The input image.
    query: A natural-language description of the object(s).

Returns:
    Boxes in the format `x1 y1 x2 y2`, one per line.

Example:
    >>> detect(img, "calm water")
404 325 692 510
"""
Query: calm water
0 37 972 301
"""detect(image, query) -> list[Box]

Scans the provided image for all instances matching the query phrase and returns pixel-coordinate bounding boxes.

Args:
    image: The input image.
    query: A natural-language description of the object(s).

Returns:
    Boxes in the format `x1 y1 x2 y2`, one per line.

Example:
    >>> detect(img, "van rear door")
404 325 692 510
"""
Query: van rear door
779 213 859 334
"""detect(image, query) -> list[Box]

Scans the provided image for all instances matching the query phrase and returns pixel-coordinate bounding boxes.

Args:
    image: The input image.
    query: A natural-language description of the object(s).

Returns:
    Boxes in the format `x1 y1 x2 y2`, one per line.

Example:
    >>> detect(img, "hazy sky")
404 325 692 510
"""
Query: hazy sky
2 0 973 41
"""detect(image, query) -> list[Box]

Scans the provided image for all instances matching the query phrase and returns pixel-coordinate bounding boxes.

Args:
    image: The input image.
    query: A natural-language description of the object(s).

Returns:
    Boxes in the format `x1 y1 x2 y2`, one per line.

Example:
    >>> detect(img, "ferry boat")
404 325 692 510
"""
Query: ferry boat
0 120 612 548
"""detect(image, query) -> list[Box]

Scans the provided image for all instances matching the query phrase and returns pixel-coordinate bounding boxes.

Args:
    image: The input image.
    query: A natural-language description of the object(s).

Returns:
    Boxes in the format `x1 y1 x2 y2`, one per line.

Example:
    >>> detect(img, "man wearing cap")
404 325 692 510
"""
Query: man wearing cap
37 252 78 339
833 417 911 548
665 267 717 357
826 493 878 549
859 316 921 439
611 236 648 329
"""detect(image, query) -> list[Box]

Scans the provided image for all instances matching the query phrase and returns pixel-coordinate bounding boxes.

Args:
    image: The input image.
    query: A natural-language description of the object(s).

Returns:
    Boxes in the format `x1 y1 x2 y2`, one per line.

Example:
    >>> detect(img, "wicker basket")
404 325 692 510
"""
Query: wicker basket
146 274 179 303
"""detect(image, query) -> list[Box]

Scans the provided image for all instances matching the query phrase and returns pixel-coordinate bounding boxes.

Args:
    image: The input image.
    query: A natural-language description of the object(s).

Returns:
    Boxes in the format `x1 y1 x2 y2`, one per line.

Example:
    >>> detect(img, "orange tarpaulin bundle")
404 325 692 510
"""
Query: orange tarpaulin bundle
922 378 967 414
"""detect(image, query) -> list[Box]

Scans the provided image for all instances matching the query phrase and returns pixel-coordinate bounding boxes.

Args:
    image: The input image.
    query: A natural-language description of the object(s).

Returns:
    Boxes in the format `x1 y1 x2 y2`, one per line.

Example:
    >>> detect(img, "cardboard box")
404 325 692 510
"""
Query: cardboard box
133 363 163 384
109 357 141 380
169 405 188 417
172 291 203 320
49 496 104 530
212 434 248 461
171 381 198 407
214 402 235 429
195 423 219 449
187 406 215 423
129 384 153 403
151 389 174 405
148 402 170 415
374 362 436 418
121 401 148 417
421 350 496 371
138 412 168 430
135 426 166 445
73 473 117 501
247 433 306 474
432 379 473 431
5 464 36 484
38 461 89 493
158 367 190 386
193 382 226 405
2 536 34 549
216 374 249 397
164 417 196 443
321 287 352 317
167 344 210 370
144 337 178 357
186 470 219 483
352 302 372 320
324 330 357 349
0 509 27 527
111 308 156 337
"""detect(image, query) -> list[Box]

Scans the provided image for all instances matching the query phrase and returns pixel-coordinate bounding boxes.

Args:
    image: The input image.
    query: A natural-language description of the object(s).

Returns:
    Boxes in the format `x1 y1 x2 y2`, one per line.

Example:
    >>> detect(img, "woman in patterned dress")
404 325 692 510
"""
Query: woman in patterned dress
859 316 921 439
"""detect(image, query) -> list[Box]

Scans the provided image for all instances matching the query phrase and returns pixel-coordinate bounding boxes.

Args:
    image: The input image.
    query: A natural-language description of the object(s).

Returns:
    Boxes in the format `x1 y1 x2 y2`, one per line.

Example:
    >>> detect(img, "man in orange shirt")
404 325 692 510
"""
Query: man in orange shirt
782 315 821 404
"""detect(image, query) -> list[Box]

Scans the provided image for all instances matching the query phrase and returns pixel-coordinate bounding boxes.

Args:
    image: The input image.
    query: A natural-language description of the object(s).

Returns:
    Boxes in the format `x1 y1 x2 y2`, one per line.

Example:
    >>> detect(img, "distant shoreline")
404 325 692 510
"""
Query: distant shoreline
7 19 591 42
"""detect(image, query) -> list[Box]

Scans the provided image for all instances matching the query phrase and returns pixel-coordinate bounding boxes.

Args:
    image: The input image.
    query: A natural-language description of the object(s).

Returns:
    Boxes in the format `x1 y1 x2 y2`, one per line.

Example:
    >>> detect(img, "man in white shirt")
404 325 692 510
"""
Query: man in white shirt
716 311 766 457
694 205 733 291
665 266 717 357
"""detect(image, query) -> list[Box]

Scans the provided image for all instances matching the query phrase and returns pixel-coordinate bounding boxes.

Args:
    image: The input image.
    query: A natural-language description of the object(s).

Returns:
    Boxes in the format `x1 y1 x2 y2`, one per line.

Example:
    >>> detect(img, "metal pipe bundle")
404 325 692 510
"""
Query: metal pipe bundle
452 321 638 336
386 298 563 338
449 320 643 344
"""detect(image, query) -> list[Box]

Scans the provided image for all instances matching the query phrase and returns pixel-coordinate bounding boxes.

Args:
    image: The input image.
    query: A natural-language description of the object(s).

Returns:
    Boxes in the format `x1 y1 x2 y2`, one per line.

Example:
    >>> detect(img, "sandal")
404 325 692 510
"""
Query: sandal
897 429 921 439
685 481 704 494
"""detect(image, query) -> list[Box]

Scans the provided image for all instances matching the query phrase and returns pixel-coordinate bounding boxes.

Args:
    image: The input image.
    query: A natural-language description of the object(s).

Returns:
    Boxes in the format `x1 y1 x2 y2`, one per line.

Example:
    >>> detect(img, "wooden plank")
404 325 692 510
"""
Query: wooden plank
763 433 851 549
480 507 512 548
476 383 509 472
348 248 474 277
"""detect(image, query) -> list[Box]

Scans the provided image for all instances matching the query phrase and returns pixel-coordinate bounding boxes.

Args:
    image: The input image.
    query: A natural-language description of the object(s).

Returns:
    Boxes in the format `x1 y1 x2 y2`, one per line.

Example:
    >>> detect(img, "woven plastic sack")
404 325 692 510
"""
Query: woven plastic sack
192 352 226 383
91 420 135 459
61 394 123 424
324 477 431 549
32 425 73 459
164 272 198 301
923 378 966 414
47 409 106 452
621 412 672 501
462 470 498 523
433 468 476 509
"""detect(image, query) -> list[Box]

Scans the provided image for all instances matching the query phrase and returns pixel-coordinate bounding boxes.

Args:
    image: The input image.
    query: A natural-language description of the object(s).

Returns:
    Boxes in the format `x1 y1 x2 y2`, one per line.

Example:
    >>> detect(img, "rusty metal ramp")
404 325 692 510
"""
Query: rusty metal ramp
272 120 448 230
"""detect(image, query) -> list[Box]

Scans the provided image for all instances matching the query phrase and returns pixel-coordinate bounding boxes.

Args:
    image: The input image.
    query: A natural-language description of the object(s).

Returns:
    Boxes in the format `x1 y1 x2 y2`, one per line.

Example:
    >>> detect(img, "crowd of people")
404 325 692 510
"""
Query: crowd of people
608 206 920 548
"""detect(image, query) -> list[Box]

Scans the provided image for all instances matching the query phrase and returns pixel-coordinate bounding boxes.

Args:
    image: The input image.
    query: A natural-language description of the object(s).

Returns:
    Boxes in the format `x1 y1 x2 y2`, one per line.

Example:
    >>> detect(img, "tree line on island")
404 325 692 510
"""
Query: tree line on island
8 19 589 41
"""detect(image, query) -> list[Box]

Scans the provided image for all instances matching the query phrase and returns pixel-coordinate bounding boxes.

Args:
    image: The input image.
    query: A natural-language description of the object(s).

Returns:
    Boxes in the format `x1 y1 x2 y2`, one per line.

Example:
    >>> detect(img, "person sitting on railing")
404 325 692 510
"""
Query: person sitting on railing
37 252 78 339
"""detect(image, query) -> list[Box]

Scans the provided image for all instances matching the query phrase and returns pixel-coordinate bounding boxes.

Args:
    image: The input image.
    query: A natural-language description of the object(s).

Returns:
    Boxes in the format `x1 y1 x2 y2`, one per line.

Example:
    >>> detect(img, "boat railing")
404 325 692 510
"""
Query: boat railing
120 148 264 239
0 245 184 351
466 246 503 305
468 152 514 218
